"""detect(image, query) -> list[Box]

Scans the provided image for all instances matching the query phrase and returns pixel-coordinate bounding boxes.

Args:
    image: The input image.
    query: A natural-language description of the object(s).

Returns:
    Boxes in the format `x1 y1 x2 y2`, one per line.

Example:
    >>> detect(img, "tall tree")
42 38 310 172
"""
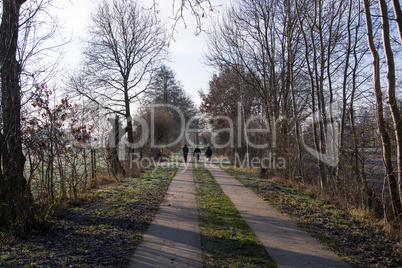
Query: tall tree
362 0 402 221
390 0 402 43
205 0 290 153
200 66 255 158
378 0 402 217
0 0 34 231
145 65 197 121
71 0 168 157
142 65 197 148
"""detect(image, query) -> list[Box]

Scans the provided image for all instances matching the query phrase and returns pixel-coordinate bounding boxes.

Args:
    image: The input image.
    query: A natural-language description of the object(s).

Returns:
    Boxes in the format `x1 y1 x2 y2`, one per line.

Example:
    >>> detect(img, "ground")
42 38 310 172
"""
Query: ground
0 162 401 267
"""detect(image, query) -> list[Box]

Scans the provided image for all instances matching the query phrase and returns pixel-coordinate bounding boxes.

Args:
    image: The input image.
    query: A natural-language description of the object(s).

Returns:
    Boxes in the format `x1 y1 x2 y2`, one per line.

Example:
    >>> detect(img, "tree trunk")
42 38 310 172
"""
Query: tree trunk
362 0 402 221
124 79 135 162
294 0 326 189
391 0 402 44
0 0 34 231
379 0 402 221
286 0 304 183
91 149 97 189
107 116 125 177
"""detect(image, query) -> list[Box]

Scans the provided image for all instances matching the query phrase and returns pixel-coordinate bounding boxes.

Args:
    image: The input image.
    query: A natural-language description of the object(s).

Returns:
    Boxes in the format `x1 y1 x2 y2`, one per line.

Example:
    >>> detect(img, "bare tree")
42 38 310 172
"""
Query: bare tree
145 65 197 121
378 0 402 220
0 0 70 230
141 65 197 152
70 0 168 171
18 0 64 94
362 0 402 221
0 0 34 231
205 0 288 144
151 0 214 35
390 0 402 44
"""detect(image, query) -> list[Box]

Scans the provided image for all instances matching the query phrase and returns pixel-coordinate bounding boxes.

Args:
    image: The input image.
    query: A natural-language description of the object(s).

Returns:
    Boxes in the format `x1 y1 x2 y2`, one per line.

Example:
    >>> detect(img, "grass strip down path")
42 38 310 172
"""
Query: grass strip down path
193 162 276 268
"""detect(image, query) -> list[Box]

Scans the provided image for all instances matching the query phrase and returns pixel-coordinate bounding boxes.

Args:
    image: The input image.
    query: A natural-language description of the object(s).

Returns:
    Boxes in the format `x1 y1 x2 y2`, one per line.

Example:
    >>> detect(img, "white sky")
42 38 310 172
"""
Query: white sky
52 0 230 107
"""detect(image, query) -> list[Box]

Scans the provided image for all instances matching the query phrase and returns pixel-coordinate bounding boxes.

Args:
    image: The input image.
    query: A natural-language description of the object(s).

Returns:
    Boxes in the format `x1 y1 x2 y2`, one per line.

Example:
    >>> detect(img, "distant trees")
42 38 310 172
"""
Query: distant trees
70 0 168 174
139 65 198 156
145 65 197 121
200 66 256 160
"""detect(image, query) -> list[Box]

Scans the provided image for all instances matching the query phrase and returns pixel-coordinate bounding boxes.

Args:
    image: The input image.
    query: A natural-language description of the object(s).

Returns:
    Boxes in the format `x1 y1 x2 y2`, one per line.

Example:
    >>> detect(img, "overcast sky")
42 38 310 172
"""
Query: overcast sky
52 0 230 107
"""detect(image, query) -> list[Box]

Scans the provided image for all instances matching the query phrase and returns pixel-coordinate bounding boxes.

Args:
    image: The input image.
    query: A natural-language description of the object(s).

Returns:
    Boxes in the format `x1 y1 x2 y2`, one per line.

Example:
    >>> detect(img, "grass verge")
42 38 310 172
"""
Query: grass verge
0 159 179 268
223 166 402 267
193 162 276 268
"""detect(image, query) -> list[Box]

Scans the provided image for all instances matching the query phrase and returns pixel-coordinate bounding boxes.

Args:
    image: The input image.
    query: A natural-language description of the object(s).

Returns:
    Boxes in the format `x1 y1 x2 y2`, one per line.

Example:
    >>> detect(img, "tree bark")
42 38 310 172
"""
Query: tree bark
391 0 402 44
379 0 402 220
294 0 326 189
362 0 402 221
107 116 126 177
0 0 34 231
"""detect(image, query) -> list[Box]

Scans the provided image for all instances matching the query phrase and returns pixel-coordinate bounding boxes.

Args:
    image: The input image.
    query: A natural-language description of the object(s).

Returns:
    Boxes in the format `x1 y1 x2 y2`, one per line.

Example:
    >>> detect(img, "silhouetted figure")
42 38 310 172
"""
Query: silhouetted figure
193 147 201 162
182 144 189 163
205 146 212 162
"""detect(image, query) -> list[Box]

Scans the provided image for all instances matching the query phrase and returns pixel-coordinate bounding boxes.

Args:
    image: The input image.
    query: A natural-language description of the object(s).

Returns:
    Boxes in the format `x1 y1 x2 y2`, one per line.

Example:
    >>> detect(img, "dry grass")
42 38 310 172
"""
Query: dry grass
97 173 124 185
270 176 287 185
304 187 316 197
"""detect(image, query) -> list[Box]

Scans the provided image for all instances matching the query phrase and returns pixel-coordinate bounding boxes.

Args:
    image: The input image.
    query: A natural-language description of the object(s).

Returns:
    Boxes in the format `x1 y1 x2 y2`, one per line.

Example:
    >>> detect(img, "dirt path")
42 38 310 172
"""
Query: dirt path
128 162 202 268
204 163 350 268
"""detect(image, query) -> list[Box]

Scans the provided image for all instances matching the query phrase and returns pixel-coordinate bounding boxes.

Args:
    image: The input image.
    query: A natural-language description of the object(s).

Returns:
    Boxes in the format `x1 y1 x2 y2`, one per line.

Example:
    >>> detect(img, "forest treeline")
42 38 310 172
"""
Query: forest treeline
199 0 402 231
1 0 402 235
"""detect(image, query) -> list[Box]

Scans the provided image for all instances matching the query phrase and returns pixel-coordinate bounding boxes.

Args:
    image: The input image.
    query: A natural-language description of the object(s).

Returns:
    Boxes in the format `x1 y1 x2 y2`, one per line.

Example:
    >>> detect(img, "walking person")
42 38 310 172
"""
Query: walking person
205 146 212 163
182 144 189 163
193 147 201 162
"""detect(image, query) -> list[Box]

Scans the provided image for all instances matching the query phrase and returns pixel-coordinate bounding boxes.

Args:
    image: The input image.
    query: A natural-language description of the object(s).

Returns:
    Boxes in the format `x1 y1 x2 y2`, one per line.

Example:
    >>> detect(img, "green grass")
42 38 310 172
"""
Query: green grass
193 162 276 268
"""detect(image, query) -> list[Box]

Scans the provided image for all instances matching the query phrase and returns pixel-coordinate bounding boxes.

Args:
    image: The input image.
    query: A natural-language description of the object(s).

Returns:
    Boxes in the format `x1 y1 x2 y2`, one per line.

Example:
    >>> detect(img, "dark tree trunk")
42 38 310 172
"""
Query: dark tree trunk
107 116 125 177
0 0 35 231
362 0 402 221
391 0 402 45
380 0 402 221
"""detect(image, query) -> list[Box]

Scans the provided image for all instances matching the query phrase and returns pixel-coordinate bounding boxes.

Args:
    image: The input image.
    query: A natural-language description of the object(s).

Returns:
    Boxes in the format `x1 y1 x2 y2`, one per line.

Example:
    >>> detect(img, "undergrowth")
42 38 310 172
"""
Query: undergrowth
0 160 178 267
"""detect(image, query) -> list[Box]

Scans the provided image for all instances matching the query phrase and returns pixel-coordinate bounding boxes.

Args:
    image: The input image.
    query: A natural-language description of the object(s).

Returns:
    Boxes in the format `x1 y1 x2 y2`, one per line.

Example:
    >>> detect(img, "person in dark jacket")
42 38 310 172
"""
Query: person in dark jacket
205 146 212 162
182 144 189 163
193 147 201 162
